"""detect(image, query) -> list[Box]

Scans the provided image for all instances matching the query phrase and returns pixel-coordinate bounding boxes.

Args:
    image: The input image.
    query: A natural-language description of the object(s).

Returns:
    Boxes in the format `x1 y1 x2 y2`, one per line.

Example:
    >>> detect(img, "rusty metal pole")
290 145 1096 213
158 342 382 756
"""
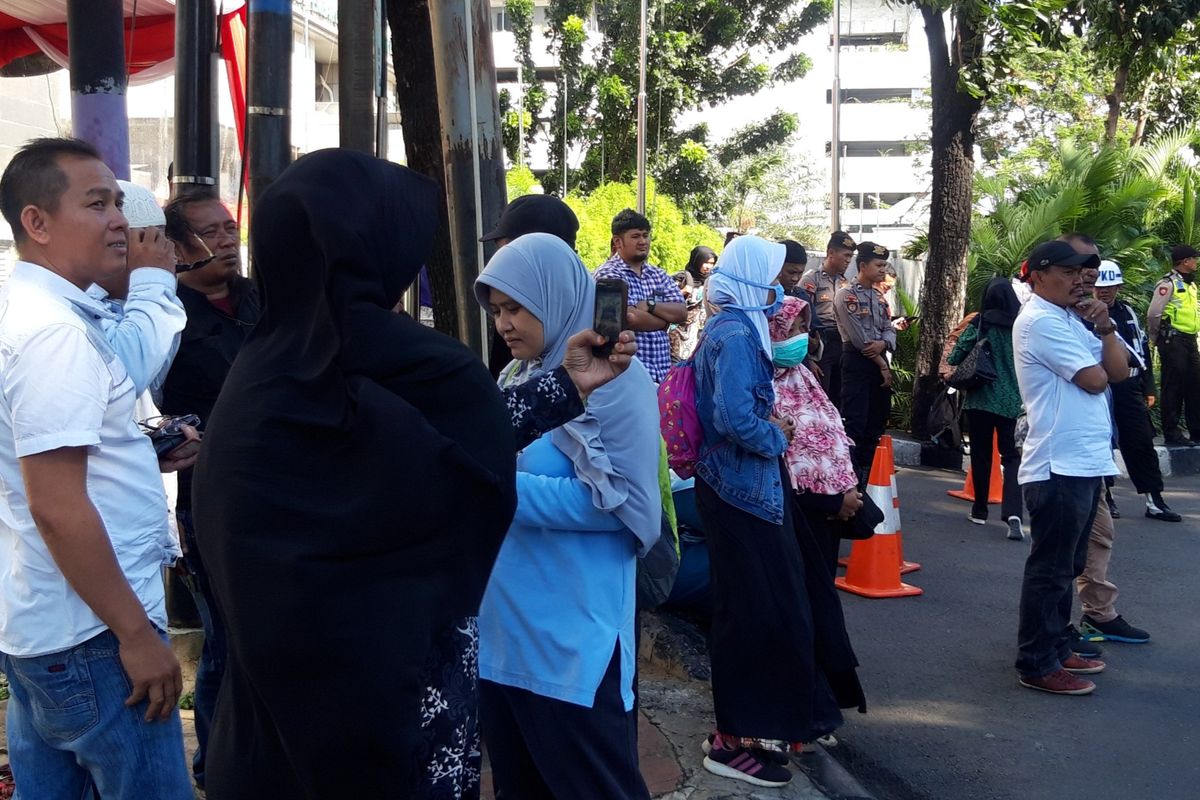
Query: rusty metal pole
67 0 130 179
428 0 507 357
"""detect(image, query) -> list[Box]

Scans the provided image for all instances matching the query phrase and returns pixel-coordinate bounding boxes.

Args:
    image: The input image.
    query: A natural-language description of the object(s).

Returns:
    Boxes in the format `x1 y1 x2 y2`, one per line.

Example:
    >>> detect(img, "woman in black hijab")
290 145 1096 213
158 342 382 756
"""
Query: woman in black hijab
192 149 517 799
686 245 717 285
947 276 1025 539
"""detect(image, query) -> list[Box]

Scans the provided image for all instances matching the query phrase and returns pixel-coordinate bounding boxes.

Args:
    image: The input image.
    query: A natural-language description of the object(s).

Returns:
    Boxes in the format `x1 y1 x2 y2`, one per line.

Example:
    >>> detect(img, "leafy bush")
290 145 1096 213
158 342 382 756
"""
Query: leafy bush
563 179 723 272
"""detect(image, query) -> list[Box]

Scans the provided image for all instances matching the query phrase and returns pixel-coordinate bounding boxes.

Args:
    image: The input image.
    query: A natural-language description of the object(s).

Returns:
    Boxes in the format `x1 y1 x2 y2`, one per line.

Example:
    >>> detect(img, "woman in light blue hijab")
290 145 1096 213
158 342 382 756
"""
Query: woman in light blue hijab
473 232 659 798
691 235 843 788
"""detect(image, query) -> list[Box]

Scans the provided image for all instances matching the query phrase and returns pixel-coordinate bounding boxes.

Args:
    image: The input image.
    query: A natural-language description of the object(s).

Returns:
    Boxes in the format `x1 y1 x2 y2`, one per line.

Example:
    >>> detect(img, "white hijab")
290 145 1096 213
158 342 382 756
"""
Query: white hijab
705 235 787 355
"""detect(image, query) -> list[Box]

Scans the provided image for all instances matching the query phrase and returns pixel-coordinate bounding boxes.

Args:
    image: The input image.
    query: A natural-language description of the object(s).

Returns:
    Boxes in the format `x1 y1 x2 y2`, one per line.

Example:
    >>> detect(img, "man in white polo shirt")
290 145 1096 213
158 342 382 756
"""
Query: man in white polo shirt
1013 240 1130 696
0 138 193 797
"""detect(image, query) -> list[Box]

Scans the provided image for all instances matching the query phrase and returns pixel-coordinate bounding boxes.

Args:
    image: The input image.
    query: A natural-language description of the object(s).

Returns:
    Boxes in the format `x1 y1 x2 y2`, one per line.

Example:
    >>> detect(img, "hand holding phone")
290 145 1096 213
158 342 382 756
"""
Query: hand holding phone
592 279 629 357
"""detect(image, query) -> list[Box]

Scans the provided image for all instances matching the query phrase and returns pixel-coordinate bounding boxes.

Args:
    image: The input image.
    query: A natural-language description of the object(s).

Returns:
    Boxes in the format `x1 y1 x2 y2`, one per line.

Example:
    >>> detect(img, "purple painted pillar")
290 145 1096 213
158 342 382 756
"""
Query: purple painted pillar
67 0 131 179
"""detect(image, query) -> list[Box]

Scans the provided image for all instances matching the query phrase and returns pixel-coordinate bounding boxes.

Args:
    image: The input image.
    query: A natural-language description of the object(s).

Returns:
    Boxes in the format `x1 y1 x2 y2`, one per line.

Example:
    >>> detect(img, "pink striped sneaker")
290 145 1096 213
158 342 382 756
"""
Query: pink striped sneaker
702 738 792 788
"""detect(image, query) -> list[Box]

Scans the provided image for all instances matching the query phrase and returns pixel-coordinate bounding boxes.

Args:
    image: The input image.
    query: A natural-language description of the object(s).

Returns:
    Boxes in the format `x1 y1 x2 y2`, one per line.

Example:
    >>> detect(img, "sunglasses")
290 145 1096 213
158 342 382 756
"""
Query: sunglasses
175 230 217 273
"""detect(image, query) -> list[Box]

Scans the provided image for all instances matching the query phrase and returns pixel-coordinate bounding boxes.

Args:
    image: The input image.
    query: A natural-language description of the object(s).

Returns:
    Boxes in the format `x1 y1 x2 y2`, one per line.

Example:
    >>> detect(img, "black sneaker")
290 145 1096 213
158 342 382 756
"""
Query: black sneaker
1080 614 1150 643
1164 435 1191 447
701 734 788 766
1067 624 1104 658
1146 493 1182 522
703 741 792 788
1105 491 1120 519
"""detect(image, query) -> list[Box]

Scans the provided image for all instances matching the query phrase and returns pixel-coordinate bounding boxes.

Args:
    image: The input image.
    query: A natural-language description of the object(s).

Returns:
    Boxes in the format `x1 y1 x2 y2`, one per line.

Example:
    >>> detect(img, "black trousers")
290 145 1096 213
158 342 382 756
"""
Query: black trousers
1111 377 1164 494
817 335 844 411
965 409 1022 522
480 648 649 800
840 350 891 482
1158 334 1200 440
1016 475 1101 678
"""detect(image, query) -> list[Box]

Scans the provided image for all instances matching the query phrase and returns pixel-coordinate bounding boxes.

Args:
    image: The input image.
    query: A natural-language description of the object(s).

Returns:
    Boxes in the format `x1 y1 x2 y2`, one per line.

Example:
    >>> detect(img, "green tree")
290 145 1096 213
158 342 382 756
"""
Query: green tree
505 165 541 201
506 0 548 163
1069 1 1200 144
563 179 722 271
541 0 829 201
898 0 1069 440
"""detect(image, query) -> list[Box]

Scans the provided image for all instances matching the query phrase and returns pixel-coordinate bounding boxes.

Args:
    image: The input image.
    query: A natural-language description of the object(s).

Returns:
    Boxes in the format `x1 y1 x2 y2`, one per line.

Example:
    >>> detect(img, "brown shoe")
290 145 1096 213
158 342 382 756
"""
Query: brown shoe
1061 654 1106 674
1019 669 1096 695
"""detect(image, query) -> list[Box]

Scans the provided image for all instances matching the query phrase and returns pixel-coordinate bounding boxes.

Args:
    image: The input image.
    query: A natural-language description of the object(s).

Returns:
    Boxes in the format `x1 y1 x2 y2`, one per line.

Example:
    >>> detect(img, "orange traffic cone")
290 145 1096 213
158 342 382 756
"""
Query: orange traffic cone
837 437 920 572
947 431 1003 504
881 436 920 574
836 442 923 598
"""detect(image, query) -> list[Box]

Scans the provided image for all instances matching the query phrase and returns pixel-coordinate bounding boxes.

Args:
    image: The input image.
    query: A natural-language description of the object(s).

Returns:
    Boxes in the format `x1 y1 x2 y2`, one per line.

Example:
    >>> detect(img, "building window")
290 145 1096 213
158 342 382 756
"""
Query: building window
825 140 917 157
826 88 918 104
835 31 906 47
494 9 511 32
315 60 338 103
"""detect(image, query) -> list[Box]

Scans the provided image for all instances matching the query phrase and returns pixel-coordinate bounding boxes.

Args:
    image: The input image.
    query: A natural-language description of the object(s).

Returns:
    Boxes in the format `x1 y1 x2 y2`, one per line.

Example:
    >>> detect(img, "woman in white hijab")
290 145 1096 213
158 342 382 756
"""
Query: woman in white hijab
691 236 843 788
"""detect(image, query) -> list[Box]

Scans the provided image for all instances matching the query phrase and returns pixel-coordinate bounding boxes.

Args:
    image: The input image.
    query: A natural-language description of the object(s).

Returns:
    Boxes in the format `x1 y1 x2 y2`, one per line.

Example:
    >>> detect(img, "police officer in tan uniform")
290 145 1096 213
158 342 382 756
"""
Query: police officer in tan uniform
800 231 856 407
835 242 896 485
1147 244 1200 445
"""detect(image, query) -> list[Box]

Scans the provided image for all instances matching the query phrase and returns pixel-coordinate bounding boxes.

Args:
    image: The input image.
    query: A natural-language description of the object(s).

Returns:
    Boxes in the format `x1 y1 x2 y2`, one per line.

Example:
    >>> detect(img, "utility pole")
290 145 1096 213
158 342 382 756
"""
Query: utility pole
67 0 130 179
635 0 648 213
339 0 377 153
246 0 293 211
173 0 219 196
429 0 507 357
831 0 842 232
375 1 389 159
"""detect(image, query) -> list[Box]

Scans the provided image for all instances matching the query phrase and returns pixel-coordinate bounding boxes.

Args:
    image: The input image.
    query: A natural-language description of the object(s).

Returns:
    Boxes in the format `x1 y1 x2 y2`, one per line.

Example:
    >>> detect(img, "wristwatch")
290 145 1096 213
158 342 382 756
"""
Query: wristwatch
646 297 658 317
1095 322 1117 336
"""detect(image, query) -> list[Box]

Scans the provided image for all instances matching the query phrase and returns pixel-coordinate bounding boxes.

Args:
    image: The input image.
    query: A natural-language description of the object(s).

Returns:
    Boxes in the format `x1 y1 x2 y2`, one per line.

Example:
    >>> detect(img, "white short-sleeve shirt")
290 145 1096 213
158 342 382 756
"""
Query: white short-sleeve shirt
0 261 170 657
1013 292 1117 484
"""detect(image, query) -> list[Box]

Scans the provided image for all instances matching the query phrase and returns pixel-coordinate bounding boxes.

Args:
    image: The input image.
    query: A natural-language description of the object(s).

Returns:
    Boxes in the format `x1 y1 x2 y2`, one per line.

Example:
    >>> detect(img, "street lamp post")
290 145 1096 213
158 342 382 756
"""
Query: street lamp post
635 0 648 214
831 0 841 232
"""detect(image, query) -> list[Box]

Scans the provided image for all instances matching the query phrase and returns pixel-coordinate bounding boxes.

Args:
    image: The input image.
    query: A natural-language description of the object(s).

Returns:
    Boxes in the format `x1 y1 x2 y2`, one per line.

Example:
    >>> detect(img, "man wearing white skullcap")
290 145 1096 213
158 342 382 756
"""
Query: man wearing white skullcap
85 180 186 404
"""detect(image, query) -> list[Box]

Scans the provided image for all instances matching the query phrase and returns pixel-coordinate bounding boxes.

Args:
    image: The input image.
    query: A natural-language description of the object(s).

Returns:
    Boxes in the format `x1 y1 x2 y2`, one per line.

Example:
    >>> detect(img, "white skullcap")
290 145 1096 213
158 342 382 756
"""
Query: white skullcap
116 180 166 229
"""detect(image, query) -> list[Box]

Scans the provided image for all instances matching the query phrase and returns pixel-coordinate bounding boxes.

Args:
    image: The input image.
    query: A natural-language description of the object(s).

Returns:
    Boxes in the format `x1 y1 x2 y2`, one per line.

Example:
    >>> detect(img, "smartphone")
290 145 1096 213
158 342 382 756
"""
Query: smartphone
593 279 629 357
893 314 920 324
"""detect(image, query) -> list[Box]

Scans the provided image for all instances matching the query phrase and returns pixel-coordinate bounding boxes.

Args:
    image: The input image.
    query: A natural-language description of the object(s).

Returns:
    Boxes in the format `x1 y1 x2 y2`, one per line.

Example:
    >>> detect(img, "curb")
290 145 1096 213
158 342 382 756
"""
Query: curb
794 747 879 800
889 432 1200 477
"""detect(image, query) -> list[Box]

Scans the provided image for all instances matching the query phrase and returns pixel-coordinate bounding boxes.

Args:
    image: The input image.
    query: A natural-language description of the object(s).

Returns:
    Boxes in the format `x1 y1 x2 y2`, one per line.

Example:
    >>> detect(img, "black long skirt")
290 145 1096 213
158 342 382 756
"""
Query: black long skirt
695 464 843 748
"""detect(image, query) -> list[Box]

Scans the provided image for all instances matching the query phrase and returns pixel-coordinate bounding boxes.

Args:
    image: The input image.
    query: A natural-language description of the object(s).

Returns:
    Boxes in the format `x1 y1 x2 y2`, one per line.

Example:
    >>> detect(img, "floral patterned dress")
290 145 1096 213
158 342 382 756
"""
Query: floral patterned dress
768 298 857 497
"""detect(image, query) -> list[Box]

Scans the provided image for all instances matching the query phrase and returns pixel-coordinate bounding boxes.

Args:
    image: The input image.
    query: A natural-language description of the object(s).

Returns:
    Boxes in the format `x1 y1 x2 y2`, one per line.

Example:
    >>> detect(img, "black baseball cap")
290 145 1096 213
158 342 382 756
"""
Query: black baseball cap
481 194 579 249
1171 244 1199 263
1025 240 1101 272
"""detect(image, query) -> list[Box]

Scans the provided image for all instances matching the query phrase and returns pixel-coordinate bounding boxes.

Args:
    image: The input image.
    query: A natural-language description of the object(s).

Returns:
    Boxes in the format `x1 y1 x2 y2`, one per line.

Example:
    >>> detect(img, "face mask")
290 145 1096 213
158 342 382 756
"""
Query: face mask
772 332 809 368
716 270 785 316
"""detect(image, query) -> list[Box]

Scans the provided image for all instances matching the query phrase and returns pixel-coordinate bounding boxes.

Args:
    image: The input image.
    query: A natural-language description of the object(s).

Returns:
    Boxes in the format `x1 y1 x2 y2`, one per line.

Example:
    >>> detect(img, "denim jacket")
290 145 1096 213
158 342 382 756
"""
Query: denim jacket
693 309 788 524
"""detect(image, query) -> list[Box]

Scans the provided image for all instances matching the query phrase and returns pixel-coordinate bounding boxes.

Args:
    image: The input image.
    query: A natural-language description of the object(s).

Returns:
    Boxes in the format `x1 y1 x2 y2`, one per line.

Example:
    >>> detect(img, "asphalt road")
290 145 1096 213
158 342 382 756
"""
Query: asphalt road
831 466 1200 800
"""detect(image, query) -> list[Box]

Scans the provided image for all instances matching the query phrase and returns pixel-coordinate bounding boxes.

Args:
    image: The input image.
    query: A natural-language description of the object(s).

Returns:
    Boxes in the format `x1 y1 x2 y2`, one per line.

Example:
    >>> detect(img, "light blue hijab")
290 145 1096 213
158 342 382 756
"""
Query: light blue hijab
706 235 787 356
475 233 662 555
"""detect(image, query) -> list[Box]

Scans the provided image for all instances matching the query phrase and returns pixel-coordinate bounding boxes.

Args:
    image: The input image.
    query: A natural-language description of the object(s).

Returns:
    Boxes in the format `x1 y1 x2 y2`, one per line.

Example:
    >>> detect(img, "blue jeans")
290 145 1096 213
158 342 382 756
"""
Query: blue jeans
0 630 193 799
177 508 226 789
1016 474 1102 678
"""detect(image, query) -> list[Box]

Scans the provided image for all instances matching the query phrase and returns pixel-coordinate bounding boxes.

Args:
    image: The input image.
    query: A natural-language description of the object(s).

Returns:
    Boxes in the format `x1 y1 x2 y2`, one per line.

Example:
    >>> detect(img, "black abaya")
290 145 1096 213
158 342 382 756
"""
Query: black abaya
696 463 844 747
192 150 516 799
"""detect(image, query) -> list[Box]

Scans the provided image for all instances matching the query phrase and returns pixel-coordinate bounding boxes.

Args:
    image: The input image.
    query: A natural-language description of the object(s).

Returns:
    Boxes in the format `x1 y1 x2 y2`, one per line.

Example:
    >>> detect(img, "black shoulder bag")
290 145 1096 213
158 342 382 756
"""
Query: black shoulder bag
947 318 998 391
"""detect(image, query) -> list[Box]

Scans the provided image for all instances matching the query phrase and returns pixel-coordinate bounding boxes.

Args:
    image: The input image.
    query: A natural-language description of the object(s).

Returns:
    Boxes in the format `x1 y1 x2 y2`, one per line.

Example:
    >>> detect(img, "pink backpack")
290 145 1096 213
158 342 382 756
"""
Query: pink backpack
658 357 705 478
